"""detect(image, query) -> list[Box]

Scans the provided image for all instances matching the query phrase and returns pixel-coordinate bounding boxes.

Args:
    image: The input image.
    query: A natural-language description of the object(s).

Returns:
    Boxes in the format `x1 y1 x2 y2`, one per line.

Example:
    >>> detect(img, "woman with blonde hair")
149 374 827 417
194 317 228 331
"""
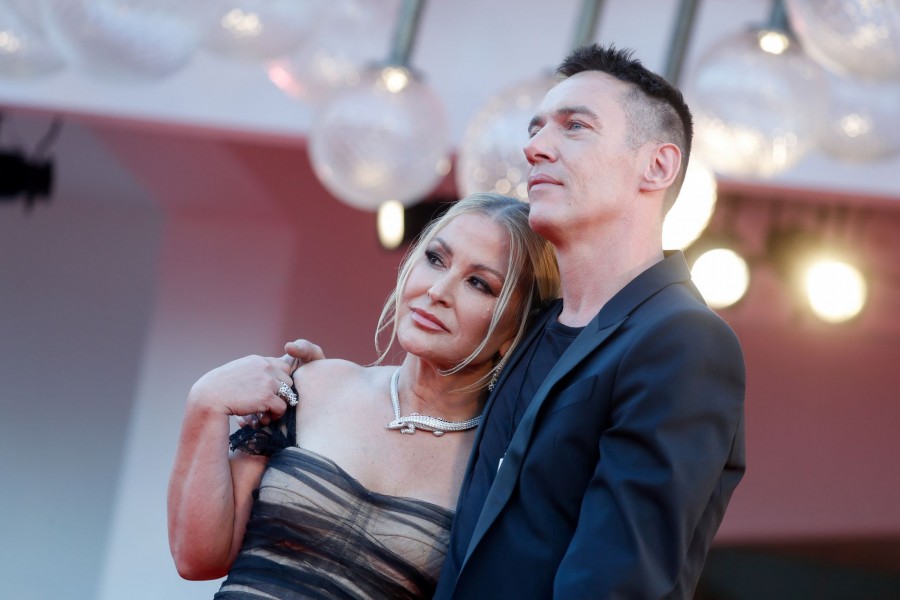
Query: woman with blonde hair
168 193 559 599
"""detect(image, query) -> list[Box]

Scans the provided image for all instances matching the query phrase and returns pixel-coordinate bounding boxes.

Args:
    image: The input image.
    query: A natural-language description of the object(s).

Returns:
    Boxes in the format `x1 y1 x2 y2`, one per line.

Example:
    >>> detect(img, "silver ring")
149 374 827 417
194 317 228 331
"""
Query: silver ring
276 382 298 407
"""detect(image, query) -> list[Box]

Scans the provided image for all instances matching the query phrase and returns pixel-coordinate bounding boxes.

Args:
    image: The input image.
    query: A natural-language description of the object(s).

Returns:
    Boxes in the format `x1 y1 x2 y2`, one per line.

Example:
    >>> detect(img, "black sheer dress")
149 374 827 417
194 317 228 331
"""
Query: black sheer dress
216 407 453 600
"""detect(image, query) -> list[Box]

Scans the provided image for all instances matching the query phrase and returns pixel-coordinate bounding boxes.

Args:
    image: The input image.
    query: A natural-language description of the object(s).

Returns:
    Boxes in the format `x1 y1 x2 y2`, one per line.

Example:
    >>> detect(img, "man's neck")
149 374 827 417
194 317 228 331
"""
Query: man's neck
554 234 664 328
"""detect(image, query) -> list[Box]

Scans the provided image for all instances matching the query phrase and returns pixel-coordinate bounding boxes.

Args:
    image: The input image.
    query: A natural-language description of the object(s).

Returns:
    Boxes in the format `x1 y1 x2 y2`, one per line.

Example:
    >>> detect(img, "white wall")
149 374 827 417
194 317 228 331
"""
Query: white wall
0 106 407 598
0 122 163 600
96 213 297 600
0 117 304 599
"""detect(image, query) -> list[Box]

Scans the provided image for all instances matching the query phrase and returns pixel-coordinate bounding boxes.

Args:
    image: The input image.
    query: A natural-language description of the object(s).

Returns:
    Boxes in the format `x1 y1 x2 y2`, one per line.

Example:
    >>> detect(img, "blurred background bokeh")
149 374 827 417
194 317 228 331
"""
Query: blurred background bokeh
1 1 898 598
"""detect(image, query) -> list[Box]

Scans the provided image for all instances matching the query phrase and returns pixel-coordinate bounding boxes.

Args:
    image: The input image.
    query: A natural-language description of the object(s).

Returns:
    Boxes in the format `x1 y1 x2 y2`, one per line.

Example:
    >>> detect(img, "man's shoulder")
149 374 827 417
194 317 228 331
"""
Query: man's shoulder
632 283 744 356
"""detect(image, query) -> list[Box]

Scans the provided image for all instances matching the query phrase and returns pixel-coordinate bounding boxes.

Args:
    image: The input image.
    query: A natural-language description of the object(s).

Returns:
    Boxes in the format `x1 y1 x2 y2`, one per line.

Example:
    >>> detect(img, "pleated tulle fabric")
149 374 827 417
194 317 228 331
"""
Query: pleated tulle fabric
219 411 453 599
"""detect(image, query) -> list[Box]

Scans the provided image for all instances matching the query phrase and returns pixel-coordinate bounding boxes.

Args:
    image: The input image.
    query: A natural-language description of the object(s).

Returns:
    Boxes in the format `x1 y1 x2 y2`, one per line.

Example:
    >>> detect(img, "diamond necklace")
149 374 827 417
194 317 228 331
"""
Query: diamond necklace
385 368 482 436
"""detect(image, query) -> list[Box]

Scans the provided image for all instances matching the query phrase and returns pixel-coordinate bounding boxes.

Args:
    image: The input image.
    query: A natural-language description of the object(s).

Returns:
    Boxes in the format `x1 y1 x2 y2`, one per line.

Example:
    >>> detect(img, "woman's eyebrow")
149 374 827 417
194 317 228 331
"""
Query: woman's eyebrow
434 236 505 282
432 236 452 256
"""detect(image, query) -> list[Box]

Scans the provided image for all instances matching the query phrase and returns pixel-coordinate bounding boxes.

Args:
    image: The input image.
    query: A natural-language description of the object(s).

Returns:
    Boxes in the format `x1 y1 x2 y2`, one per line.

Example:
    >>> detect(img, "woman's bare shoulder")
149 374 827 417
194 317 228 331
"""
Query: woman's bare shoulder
294 359 395 392
294 358 362 387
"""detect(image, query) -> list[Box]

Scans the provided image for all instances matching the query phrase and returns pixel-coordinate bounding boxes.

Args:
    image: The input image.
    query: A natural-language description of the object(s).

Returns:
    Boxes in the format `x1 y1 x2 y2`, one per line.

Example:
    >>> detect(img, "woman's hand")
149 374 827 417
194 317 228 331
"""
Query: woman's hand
284 339 326 364
188 355 296 425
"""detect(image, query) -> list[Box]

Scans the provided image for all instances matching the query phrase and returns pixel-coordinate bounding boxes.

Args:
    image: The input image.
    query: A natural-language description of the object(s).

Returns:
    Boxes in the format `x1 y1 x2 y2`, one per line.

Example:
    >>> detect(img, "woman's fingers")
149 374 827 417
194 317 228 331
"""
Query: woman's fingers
284 340 325 365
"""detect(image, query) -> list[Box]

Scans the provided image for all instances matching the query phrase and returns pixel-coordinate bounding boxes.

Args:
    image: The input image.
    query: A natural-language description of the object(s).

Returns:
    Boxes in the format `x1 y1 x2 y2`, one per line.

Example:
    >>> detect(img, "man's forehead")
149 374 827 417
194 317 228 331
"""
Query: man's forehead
538 71 626 113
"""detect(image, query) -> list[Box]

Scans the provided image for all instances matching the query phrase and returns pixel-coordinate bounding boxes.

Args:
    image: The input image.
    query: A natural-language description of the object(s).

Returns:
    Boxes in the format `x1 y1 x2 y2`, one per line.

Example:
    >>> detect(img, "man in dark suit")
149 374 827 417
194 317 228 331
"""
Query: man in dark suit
429 44 745 599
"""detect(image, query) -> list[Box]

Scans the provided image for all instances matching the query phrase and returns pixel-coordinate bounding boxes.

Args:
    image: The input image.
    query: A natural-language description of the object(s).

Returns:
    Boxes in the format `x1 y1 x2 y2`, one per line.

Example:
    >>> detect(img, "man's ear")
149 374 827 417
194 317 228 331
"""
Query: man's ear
639 142 681 192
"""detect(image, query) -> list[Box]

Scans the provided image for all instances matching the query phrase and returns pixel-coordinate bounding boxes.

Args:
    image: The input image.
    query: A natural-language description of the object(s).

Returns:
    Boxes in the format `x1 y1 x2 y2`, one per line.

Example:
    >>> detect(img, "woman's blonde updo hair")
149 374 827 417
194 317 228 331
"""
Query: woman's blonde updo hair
374 192 560 387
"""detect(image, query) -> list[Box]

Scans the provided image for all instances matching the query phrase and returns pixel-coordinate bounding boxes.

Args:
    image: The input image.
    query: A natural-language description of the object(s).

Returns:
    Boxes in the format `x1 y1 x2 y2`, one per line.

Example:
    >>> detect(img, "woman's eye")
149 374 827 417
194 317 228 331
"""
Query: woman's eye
469 277 495 295
425 250 444 267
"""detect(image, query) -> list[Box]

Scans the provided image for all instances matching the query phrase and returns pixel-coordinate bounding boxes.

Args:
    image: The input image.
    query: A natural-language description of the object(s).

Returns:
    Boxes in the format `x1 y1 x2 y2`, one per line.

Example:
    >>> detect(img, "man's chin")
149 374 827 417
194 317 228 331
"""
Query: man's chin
527 210 560 241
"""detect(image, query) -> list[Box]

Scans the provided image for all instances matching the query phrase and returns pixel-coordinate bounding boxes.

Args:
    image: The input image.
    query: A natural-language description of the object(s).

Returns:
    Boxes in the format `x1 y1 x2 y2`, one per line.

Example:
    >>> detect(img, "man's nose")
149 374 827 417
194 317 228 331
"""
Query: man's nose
524 129 556 165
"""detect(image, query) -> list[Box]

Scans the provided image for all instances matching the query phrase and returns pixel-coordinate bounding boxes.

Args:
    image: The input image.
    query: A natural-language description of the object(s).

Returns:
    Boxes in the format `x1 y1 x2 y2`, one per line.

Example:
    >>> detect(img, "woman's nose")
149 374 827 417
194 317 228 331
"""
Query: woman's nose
427 276 452 305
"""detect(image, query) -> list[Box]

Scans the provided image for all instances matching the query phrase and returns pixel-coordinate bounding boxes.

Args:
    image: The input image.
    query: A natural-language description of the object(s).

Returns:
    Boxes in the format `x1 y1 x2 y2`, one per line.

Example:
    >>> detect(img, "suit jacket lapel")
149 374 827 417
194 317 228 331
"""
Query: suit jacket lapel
461 317 625 568
459 251 694 569
479 302 560 428
452 302 561 502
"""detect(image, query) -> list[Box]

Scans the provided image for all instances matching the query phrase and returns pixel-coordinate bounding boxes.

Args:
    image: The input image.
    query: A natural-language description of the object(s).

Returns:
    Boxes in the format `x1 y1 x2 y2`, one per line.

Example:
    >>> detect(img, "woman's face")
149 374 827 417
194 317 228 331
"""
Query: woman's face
397 212 521 372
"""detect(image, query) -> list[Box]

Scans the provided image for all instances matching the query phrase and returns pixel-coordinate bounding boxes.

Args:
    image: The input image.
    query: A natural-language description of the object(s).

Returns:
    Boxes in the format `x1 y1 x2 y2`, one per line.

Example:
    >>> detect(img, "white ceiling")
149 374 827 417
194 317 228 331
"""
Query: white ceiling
1 0 898 200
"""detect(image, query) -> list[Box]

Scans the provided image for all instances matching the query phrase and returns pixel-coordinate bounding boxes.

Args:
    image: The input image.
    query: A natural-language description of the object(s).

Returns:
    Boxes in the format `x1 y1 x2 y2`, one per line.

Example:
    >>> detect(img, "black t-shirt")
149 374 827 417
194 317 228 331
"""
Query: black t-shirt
445 300 583 574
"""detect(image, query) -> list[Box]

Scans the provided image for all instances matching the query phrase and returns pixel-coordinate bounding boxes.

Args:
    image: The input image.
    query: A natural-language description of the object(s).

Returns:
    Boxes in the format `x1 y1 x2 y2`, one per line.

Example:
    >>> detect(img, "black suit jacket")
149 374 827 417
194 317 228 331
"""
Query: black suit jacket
435 252 746 599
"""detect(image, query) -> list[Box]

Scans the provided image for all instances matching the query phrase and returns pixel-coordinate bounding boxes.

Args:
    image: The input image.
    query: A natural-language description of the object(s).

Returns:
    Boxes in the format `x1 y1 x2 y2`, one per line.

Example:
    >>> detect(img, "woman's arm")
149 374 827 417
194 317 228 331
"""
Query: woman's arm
167 355 294 580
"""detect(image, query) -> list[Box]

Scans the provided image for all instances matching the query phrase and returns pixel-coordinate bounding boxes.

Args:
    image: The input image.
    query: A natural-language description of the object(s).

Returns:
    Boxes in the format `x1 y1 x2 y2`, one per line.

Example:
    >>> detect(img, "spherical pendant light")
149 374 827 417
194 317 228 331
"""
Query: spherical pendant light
308 65 449 211
456 74 557 202
818 70 900 162
785 0 900 81
40 0 201 81
201 0 325 62
690 27 827 178
266 0 398 105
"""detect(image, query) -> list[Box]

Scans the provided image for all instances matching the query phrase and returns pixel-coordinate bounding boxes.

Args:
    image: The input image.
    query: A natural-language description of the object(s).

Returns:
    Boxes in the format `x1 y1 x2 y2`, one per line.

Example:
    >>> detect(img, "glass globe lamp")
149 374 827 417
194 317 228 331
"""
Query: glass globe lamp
39 0 202 81
662 158 717 250
818 69 900 162
786 0 900 81
689 27 827 178
266 0 397 105
0 1 65 78
308 65 450 211
201 0 325 62
456 74 557 202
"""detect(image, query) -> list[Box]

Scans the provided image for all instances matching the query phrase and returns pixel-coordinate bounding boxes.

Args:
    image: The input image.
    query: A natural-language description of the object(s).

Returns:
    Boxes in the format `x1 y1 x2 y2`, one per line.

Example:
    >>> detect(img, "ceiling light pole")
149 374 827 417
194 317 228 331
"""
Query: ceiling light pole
387 0 426 67
663 0 701 85
308 0 450 218
570 0 605 49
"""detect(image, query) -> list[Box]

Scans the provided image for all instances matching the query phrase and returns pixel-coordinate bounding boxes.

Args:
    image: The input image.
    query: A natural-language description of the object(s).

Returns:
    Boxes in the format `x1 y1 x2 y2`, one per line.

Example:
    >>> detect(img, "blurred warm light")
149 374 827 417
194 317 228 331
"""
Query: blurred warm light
380 66 411 93
691 248 750 309
220 9 262 38
377 200 405 249
663 158 717 250
435 157 452 176
804 258 867 322
758 30 790 55
0 31 22 53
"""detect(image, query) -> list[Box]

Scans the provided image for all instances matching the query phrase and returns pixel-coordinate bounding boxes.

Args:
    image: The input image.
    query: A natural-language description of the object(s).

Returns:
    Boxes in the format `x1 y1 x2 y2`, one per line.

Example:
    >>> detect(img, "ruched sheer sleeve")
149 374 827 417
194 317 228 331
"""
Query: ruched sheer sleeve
229 402 297 457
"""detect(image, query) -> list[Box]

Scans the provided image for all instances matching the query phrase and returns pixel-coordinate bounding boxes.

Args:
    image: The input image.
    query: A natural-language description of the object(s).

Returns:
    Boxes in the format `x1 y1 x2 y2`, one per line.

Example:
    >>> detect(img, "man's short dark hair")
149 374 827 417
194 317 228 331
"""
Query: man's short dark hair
557 44 693 210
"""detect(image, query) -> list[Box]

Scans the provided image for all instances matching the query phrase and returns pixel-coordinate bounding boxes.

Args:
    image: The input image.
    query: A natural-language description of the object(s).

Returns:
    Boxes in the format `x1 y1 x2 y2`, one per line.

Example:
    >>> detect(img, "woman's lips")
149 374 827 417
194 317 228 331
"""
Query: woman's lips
410 307 448 332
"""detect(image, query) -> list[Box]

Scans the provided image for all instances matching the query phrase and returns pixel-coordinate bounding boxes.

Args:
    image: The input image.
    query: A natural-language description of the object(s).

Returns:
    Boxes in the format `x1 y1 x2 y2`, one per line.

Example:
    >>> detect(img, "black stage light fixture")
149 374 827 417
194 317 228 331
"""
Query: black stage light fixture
0 149 54 208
